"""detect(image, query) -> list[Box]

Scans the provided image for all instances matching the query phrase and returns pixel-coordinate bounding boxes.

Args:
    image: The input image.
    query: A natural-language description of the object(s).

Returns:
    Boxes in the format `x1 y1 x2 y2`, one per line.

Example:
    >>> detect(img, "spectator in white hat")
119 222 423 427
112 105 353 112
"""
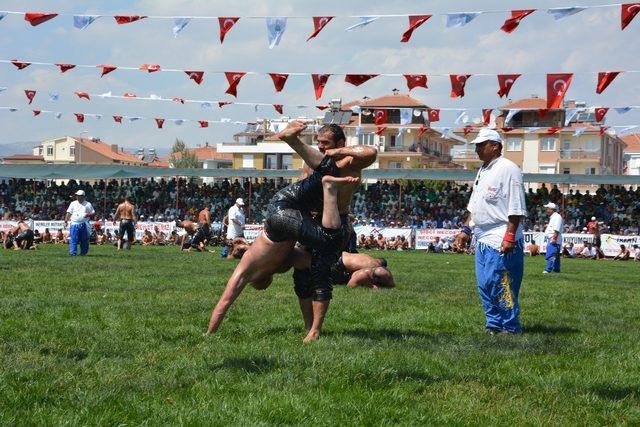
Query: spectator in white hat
454 128 527 334
543 202 563 274
64 190 95 256
226 198 246 241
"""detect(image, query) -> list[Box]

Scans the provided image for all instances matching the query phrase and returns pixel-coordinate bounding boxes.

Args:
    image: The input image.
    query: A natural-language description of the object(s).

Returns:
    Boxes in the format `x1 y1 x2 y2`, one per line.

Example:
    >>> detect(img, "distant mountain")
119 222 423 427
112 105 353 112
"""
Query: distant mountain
0 141 39 157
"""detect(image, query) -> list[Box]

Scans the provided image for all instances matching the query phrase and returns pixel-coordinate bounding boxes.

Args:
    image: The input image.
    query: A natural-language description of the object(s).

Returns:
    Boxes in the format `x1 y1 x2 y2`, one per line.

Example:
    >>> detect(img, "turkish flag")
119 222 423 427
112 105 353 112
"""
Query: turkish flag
599 126 609 136
98 65 117 77
500 9 535 33
404 74 428 91
218 101 232 108
114 16 147 24
497 74 521 98
273 104 284 114
482 109 493 125
622 3 640 30
316 105 328 110
173 97 185 104
307 16 333 41
74 113 85 123
269 73 289 92
199 121 209 128
596 71 621 94
185 71 204 85
538 109 549 118
427 108 440 122
218 17 239 43
140 64 161 73
24 12 58 26
33 110 41 116
375 127 386 136
312 74 330 100
224 72 246 97
463 126 473 136
344 74 378 86
546 127 561 135
450 74 471 98
418 127 429 137
113 115 123 123
374 109 388 125
595 107 609 122
123 93 137 98
547 73 573 109
11 60 31 70
56 63 76 73
155 118 165 129
24 90 36 104
401 15 432 42
75 92 90 100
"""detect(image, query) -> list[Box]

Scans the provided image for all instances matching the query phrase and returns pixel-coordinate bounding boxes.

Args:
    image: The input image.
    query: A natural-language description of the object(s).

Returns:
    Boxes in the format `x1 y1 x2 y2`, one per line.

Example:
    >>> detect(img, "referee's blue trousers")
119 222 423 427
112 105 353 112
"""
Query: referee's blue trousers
69 222 89 256
544 240 561 273
475 241 524 333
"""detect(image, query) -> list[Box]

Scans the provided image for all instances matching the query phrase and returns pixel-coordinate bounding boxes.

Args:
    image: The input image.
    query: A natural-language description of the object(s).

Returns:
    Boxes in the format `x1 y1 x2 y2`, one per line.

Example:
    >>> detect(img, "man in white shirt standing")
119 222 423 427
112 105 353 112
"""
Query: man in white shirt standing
226 198 246 241
64 190 95 256
542 202 563 274
454 129 527 335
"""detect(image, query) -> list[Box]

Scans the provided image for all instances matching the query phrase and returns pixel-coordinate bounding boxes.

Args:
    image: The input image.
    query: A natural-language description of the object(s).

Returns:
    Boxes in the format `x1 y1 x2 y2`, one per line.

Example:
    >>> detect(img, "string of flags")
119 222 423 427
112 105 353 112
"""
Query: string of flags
3 59 638 104
7 86 640 121
2 105 638 139
0 3 638 46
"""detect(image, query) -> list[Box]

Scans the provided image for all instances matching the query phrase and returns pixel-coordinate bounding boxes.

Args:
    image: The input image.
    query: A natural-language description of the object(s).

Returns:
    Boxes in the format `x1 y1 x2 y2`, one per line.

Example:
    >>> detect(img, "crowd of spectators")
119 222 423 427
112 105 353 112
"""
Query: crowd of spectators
1 178 639 235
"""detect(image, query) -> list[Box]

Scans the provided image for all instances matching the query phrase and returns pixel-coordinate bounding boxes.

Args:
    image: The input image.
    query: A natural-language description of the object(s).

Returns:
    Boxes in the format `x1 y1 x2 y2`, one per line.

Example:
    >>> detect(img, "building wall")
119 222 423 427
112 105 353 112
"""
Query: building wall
34 137 76 163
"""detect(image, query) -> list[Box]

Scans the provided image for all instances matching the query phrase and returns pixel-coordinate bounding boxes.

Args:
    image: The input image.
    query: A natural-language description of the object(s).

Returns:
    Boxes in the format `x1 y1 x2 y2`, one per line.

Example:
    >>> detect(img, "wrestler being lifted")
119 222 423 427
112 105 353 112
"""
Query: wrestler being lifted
205 121 377 342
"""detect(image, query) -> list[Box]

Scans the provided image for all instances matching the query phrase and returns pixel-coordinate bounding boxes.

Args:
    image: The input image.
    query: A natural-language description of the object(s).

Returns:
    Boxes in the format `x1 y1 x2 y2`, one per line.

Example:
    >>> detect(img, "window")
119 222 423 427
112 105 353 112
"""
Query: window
69 146 75 157
358 133 374 146
506 138 522 151
584 167 596 175
46 146 53 156
242 155 254 168
281 154 293 170
562 139 571 151
540 138 556 151
264 154 278 170
389 135 397 148
562 168 571 174
539 166 556 174
38 147 43 155
387 161 403 169
584 140 598 151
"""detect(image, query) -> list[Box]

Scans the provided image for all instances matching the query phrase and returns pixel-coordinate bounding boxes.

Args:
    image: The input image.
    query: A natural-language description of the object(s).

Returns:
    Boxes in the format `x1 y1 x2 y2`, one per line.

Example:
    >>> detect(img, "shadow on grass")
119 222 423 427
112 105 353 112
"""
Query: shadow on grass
207 356 279 374
592 385 640 401
340 328 449 341
524 324 580 335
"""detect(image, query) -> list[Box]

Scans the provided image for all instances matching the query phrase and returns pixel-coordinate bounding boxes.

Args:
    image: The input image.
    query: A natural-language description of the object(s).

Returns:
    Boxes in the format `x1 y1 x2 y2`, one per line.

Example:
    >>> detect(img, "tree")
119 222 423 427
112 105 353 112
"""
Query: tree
169 138 200 168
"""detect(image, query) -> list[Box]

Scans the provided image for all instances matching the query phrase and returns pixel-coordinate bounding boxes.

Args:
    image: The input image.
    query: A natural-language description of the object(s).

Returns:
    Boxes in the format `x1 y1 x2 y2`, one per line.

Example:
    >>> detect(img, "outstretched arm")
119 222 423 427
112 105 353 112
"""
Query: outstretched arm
205 270 249 335
277 121 324 170
325 146 377 170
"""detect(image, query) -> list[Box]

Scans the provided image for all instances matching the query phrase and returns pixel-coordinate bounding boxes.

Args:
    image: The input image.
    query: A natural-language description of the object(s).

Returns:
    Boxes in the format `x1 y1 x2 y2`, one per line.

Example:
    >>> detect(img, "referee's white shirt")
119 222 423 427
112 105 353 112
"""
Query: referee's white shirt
544 212 564 245
66 200 95 225
467 156 527 250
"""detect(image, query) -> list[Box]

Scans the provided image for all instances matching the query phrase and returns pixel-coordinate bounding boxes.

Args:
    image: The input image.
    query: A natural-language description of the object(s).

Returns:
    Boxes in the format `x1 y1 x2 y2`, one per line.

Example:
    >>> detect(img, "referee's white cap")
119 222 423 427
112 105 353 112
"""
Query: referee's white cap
543 202 557 210
75 190 85 196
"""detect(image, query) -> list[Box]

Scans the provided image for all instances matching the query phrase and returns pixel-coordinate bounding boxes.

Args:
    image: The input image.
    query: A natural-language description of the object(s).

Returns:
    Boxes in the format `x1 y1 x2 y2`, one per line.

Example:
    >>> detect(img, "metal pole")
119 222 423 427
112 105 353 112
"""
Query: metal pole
248 179 253 223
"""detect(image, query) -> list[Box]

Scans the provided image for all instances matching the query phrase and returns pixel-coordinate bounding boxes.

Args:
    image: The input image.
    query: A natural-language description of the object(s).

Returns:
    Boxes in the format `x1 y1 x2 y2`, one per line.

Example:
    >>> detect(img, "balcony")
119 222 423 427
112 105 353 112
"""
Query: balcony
451 149 478 161
559 149 600 161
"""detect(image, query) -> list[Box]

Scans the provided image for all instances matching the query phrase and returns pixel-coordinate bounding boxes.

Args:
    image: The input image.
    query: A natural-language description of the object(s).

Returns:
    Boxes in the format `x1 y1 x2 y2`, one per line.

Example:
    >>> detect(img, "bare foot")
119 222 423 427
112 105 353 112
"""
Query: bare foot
303 329 321 344
321 175 360 191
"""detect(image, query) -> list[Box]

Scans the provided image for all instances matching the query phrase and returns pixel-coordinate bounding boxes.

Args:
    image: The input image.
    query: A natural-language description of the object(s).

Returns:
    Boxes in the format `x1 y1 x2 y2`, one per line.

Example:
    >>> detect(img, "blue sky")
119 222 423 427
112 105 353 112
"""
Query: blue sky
1 0 639 153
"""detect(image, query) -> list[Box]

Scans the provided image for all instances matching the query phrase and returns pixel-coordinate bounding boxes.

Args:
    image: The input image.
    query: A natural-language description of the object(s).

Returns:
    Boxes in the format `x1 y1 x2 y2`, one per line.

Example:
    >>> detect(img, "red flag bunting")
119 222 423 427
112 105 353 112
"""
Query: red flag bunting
622 3 640 30
33 110 41 116
311 74 330 100
463 126 473 136
401 15 431 42
155 118 164 129
123 92 137 98
140 64 161 73
273 104 284 114
184 71 204 85
307 16 333 41
546 126 561 135
502 127 514 132
375 127 386 136
173 97 185 104
75 92 90 100
56 63 76 73
224 72 246 97
547 73 573 109
404 74 428 91
374 109 388 125
11 60 31 70
450 75 471 98
218 101 232 108
501 9 535 33
596 71 621 94
199 121 209 128
74 113 85 123
218 17 240 43
24 90 36 104
482 109 493 125
269 73 289 92
599 126 609 136
114 16 147 25
497 74 521 98
113 115 123 123
427 108 440 122
538 109 549 118
24 12 58 26
345 74 378 87
595 107 609 122
418 127 429 137
316 105 328 110
98 65 117 77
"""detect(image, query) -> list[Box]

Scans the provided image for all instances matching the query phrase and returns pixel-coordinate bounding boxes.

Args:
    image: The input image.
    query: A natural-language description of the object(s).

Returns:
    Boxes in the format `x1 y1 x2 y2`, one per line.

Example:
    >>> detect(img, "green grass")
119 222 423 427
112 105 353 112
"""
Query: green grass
1 245 639 425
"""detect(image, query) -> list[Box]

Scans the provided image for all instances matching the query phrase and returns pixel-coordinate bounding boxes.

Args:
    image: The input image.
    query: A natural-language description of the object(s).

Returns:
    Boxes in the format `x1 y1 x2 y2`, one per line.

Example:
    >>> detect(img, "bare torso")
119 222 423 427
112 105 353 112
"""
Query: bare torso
116 202 136 220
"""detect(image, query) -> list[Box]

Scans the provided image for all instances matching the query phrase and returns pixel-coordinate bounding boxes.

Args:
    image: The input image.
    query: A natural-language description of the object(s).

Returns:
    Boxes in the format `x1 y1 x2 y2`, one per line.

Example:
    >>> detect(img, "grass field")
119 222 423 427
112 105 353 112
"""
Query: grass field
1 245 639 425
